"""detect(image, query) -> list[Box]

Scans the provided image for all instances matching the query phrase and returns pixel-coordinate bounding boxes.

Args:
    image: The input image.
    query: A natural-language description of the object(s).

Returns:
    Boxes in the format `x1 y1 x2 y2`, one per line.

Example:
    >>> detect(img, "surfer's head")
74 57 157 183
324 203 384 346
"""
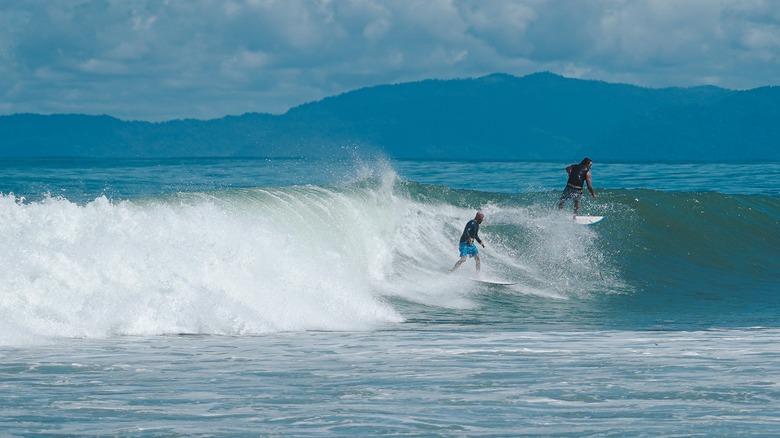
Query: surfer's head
581 157 593 167
475 211 485 223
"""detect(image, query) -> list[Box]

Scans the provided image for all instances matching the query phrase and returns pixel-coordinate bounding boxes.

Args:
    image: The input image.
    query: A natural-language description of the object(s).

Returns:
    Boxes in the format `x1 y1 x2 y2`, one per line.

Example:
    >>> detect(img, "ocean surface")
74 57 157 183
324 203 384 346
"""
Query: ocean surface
1 157 778 436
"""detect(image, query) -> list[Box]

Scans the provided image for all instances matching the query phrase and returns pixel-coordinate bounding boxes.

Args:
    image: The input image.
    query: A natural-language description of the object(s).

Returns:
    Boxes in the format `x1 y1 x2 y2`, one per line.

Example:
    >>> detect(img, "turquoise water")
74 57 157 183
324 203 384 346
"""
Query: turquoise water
1 158 779 435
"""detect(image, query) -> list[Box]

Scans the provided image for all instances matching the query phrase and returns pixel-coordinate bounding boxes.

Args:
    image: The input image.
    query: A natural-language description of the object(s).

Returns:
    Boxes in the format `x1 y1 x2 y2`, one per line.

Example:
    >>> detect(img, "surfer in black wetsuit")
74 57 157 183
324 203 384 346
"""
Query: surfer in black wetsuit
450 211 486 274
557 157 597 216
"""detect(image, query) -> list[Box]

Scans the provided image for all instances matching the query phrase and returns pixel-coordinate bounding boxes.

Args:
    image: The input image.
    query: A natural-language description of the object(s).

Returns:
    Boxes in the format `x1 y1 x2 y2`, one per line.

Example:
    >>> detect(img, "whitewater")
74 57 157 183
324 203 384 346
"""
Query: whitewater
1 157 779 435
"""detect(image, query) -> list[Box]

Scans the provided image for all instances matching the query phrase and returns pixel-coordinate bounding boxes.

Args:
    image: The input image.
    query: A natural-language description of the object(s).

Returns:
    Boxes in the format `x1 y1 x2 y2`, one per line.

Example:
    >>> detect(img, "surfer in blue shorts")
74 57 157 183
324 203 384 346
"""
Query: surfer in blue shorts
557 157 597 216
450 211 486 274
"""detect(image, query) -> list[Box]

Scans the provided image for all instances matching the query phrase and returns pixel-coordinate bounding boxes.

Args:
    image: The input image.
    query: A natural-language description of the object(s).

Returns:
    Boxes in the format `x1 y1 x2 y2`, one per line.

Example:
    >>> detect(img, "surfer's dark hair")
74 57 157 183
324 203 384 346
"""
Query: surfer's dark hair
581 157 592 165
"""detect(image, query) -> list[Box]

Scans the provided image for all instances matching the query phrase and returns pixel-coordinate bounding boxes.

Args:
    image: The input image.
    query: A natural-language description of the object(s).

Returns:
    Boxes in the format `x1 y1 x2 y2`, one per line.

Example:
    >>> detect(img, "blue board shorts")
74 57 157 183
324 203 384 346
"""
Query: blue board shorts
459 242 479 258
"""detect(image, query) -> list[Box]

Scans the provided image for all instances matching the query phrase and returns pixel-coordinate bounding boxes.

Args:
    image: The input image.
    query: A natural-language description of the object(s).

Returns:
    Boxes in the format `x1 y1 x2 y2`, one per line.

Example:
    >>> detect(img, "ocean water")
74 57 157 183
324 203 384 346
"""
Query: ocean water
1 157 779 436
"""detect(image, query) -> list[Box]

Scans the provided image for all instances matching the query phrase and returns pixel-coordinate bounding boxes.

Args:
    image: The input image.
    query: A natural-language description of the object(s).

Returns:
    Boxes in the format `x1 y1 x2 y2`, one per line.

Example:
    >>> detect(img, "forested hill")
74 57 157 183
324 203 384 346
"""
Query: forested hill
1 72 777 161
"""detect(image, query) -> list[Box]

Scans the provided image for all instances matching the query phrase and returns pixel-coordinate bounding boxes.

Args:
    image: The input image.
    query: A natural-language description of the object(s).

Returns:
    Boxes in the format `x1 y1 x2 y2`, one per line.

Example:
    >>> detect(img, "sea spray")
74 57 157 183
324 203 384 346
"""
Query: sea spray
0 190 406 345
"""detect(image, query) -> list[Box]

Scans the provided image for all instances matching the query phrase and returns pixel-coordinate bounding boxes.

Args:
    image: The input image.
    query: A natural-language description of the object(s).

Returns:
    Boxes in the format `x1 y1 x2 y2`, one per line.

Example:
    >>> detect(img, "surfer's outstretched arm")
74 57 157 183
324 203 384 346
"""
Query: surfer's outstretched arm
585 171 597 200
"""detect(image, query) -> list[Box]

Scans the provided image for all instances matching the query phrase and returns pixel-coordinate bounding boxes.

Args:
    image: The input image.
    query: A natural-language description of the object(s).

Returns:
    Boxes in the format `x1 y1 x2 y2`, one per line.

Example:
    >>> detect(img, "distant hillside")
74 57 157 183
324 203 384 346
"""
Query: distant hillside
1 72 777 161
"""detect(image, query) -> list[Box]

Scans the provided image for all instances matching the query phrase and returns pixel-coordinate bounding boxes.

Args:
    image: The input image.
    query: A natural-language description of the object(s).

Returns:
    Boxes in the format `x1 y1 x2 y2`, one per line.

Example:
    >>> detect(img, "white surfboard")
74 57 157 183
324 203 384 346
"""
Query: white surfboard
574 215 604 225
470 279 518 286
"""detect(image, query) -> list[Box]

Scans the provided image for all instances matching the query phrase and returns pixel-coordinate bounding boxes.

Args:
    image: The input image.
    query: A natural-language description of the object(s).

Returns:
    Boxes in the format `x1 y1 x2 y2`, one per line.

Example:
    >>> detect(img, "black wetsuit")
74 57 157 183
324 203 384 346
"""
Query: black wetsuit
566 163 590 189
560 163 590 201
460 220 482 245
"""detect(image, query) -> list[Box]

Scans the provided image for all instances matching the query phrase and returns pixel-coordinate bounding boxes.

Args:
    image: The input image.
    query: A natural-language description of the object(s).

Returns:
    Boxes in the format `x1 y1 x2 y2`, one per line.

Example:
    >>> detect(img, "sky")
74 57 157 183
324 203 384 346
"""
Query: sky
1 0 779 121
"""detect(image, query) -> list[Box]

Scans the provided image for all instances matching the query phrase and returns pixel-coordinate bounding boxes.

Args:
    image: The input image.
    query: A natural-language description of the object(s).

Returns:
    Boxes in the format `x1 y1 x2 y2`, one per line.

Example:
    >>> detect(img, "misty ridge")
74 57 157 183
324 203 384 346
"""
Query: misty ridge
1 72 778 161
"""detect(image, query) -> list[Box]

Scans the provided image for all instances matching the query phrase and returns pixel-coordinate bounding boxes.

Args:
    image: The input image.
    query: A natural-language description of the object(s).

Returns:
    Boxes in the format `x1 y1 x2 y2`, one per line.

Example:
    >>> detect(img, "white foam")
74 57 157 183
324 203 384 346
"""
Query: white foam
0 190 405 345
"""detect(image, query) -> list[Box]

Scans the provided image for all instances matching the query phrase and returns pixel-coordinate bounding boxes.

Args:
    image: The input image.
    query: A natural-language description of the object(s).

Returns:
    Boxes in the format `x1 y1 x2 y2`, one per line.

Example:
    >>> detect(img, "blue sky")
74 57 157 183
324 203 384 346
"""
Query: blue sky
2 0 779 121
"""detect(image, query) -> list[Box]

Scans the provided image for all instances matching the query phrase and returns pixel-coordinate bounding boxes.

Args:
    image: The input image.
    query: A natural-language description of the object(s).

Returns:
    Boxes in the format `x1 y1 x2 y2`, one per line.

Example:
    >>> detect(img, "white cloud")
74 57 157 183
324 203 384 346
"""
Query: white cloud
0 0 778 121
363 17 391 40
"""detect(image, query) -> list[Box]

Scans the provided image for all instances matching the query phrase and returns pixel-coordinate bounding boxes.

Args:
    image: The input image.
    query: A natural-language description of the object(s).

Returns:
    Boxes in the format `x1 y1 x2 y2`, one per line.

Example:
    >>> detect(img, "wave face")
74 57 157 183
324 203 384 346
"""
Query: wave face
1 169 779 345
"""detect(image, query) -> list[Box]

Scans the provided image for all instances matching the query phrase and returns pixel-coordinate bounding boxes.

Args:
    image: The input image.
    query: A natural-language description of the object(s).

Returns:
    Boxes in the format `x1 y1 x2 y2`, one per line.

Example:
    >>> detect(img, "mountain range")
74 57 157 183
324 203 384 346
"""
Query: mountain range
1 72 777 161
